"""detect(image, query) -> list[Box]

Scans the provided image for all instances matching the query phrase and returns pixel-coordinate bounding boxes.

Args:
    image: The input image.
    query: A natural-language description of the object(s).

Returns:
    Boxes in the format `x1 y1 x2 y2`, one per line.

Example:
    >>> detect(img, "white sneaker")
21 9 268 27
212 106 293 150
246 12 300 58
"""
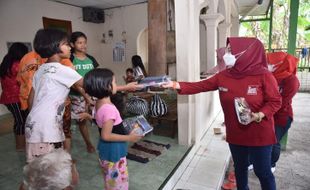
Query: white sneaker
248 164 253 171
271 167 276 173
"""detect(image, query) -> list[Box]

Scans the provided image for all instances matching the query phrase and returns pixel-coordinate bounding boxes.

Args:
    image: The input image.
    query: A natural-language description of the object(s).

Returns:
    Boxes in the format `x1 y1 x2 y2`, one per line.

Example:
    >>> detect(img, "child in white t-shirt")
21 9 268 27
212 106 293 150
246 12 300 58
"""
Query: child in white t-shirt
25 28 92 163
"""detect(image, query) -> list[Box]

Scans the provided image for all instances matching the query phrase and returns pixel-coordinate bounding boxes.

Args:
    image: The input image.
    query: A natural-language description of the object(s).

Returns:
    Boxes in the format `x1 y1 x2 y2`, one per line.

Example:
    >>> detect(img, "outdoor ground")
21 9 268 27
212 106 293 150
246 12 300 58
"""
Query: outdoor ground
223 92 310 190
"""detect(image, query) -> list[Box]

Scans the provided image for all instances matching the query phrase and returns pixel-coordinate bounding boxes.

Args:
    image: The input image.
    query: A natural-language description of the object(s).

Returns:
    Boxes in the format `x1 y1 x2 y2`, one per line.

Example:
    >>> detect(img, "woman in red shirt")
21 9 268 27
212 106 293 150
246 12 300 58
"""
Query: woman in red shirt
163 37 281 190
0 43 29 151
267 52 300 171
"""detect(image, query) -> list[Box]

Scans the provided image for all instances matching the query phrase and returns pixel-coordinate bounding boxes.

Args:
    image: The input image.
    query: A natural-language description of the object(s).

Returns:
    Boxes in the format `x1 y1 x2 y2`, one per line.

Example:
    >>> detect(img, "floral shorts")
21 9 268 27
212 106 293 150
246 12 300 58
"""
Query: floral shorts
99 157 129 190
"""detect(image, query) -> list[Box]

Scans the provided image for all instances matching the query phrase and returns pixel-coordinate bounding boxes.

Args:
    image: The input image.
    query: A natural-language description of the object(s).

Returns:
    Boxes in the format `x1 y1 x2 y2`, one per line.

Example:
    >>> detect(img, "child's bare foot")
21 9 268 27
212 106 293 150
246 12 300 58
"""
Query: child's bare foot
87 145 95 153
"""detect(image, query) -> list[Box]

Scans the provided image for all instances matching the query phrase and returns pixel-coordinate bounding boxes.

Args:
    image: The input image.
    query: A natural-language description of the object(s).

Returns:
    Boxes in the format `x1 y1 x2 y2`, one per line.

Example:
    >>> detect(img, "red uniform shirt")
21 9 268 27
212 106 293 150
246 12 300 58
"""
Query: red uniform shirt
274 75 299 126
179 71 282 146
0 61 20 104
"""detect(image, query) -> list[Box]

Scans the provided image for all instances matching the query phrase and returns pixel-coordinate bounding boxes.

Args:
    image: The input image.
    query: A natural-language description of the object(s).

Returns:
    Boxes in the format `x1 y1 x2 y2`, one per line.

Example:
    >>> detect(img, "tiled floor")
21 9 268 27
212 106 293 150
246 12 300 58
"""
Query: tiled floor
0 120 189 190
247 92 310 190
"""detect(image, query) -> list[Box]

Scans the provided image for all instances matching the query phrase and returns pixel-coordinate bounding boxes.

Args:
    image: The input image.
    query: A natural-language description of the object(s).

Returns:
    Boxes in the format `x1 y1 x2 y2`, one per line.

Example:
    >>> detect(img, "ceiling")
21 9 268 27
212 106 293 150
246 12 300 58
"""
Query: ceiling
235 0 271 16
49 0 147 9
49 0 271 16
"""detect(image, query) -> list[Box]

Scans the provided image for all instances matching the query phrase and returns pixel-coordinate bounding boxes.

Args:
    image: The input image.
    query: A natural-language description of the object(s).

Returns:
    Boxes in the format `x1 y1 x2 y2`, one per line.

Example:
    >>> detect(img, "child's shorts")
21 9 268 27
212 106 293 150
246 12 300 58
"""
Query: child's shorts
26 142 63 163
99 157 128 190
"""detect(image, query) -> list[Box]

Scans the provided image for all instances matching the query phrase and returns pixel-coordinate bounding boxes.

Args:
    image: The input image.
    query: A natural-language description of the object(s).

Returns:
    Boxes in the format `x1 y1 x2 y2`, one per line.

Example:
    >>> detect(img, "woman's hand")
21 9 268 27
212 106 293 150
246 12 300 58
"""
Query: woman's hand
161 81 180 90
251 112 265 123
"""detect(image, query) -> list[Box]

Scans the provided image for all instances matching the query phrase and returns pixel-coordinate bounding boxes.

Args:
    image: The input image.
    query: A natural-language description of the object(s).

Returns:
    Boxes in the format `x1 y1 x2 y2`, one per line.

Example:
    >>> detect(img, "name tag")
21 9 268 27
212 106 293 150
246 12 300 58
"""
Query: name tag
247 85 258 95
219 87 228 92
279 86 283 94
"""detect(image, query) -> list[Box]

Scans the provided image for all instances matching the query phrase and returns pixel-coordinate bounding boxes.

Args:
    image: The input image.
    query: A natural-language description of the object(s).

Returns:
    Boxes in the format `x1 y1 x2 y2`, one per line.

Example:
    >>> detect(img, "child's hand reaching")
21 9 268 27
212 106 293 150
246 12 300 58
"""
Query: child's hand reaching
78 112 92 121
85 95 95 106
127 82 144 91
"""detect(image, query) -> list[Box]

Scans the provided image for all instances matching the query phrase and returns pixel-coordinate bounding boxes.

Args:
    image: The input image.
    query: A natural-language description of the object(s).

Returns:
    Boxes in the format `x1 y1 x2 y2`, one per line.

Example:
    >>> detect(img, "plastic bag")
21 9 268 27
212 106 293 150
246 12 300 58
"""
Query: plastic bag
150 94 168 117
126 96 149 116
138 75 171 88
234 97 251 125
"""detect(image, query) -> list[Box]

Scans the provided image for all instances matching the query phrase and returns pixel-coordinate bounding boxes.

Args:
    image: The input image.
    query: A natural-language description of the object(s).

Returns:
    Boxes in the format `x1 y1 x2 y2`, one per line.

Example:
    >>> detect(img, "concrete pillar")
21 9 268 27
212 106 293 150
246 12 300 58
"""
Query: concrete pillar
218 0 231 23
287 0 299 55
230 16 240 37
218 0 231 47
218 23 231 47
199 13 224 134
207 0 219 14
148 0 167 76
230 0 239 37
175 0 208 145
200 14 224 69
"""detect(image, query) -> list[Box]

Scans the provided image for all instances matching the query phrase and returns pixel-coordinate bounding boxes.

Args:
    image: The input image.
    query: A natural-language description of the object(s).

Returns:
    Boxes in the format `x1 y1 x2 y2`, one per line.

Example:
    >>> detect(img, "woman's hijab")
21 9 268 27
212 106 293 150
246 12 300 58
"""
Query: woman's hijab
223 37 269 79
266 52 299 80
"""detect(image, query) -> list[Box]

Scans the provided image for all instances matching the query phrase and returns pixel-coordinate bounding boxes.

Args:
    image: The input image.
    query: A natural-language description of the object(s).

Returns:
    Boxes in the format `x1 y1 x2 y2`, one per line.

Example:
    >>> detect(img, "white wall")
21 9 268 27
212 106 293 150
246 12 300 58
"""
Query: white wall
0 0 147 115
137 28 148 71
0 0 103 65
0 0 102 115
99 4 148 84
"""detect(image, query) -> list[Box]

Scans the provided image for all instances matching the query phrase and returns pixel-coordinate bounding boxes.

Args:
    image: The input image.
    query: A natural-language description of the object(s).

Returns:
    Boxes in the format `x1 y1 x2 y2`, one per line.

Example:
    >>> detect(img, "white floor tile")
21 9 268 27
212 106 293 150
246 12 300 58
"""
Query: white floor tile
188 155 201 168
180 167 194 181
188 169 223 189
199 135 213 146
195 146 209 157
173 179 187 190
184 181 216 190
194 156 225 174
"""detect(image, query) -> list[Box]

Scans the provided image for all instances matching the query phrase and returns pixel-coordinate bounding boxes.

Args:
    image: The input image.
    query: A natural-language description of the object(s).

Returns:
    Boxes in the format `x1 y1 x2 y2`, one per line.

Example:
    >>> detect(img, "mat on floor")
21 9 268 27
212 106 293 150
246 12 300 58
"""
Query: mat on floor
127 140 170 163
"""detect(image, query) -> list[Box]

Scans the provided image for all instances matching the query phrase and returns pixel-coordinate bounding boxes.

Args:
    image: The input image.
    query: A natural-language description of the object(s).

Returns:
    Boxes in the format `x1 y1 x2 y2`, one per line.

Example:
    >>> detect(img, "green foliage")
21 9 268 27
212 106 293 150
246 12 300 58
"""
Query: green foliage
240 0 310 49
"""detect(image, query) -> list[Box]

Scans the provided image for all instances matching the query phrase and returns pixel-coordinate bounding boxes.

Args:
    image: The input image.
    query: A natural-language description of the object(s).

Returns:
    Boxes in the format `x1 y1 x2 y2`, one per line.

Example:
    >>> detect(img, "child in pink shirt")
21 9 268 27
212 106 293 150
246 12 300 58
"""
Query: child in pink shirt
83 68 142 190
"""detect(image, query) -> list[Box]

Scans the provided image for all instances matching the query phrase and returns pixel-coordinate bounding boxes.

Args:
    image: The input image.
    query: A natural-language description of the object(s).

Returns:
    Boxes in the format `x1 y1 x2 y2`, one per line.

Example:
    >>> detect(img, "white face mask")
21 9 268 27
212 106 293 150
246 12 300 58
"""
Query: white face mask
223 52 236 67
223 40 258 68
267 64 276 72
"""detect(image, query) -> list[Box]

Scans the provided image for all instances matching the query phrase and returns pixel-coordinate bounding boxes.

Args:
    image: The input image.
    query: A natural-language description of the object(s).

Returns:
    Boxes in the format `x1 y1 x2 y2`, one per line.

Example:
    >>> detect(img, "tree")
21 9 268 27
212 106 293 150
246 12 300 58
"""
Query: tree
240 0 310 49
